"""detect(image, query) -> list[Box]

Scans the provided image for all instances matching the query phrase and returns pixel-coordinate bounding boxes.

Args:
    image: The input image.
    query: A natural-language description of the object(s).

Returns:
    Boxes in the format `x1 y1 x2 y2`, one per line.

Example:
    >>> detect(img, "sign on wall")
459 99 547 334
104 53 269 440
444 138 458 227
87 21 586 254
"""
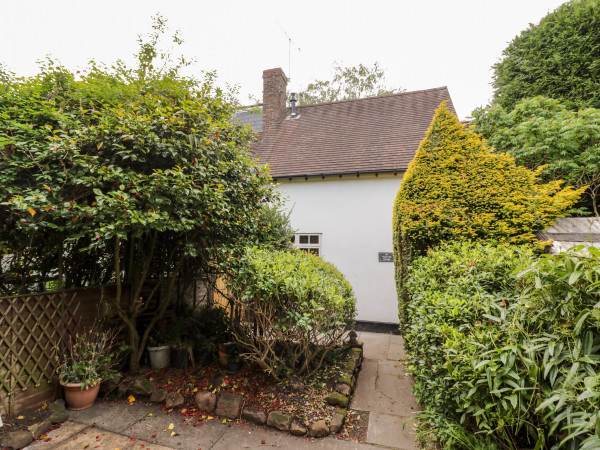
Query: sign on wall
378 252 394 262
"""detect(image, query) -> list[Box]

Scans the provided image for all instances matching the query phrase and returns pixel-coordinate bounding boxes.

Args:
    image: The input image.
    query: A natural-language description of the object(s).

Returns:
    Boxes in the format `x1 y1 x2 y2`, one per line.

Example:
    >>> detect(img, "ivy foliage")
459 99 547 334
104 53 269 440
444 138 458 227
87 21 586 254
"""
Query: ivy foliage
492 0 600 110
0 17 278 371
393 103 583 325
406 241 600 449
227 248 355 380
471 96 600 216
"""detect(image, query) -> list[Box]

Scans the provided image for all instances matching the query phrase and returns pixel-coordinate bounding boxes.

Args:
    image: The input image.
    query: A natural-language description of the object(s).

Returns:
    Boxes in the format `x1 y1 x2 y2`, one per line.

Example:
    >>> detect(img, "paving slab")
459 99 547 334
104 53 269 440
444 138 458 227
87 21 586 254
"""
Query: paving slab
388 342 406 360
67 400 160 433
25 421 87 449
360 333 390 360
124 409 227 449
35 424 173 450
367 412 418 450
211 424 380 449
352 360 418 417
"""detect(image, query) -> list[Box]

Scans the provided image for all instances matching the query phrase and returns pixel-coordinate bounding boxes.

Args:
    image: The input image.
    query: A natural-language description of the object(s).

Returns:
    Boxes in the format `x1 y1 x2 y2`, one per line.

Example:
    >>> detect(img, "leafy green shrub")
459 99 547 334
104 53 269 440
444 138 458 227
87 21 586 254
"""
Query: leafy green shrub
406 242 600 448
0 19 277 370
59 326 122 390
227 248 355 380
393 102 583 327
404 242 529 445
471 97 600 217
492 0 600 111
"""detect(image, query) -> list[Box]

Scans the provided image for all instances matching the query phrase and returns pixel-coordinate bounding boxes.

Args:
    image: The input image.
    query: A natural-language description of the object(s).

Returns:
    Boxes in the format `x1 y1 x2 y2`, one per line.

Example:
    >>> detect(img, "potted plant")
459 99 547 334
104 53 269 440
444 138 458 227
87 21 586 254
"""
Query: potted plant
218 342 237 368
147 337 170 369
170 341 192 369
165 317 192 369
192 337 215 367
58 326 119 410
225 354 243 374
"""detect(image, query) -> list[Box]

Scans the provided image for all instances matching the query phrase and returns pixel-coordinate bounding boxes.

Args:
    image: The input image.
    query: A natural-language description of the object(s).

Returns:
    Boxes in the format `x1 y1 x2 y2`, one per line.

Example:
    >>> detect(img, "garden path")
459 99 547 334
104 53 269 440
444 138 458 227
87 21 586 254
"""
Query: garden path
24 330 419 449
352 331 419 449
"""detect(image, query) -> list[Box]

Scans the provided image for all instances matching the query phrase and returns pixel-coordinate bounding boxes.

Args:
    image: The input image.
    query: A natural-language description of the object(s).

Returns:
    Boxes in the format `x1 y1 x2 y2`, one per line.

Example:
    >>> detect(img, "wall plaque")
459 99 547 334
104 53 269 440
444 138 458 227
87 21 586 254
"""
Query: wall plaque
378 252 394 262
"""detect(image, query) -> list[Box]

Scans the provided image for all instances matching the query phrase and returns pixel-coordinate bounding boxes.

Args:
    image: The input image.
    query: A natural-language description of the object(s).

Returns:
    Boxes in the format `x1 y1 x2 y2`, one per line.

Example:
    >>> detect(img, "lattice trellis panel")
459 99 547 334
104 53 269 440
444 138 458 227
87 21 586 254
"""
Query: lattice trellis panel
0 292 81 403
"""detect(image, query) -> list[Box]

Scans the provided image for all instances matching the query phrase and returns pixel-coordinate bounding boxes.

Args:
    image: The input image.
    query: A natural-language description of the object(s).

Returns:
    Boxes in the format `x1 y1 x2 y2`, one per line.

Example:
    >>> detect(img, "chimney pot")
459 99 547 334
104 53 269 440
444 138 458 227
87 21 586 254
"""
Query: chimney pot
290 92 297 117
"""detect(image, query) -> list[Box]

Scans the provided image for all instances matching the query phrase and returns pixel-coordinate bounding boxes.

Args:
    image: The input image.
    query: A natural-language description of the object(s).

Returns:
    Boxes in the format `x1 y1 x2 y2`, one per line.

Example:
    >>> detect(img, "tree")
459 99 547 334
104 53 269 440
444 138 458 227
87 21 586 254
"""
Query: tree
492 0 600 111
471 97 600 216
296 61 403 105
393 102 584 325
0 17 278 371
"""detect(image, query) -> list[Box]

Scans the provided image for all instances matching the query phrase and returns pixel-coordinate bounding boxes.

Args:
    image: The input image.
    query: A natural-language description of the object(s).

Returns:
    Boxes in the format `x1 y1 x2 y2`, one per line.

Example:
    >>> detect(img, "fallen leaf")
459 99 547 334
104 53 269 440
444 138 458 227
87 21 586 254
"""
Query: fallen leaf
147 413 153 417
222 419 227 424
170 432 176 436
17 416 24 419
168 423 174 430
127 395 135 403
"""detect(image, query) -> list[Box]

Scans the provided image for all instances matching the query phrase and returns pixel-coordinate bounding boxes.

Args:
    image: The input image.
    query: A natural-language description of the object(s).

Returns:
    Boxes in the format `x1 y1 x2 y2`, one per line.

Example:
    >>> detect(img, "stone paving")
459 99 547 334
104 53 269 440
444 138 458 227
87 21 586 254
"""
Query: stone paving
24 331 419 449
351 333 419 449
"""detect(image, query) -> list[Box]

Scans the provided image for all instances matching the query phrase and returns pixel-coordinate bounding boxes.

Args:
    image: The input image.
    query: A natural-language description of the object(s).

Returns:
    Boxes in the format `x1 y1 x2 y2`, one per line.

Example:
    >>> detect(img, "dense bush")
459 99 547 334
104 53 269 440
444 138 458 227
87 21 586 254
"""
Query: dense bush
406 241 600 449
393 102 582 326
0 19 277 370
404 242 529 447
471 97 600 216
492 0 600 111
227 248 355 380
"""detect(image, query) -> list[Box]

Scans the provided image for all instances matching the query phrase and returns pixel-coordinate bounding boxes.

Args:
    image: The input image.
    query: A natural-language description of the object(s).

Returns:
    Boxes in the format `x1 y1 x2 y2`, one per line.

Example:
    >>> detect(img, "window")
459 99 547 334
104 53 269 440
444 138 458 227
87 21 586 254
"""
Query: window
292 233 321 256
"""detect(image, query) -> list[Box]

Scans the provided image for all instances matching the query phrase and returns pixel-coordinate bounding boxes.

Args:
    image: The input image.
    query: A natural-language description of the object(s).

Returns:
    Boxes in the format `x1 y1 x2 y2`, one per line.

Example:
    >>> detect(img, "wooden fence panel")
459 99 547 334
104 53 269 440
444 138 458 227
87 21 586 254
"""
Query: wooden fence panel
0 288 103 416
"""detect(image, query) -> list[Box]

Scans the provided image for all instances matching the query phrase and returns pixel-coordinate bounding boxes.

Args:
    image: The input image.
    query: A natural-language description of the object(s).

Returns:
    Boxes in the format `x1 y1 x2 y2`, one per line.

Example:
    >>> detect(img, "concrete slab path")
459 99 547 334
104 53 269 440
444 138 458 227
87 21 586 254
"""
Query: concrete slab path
25 331 419 449
351 332 419 449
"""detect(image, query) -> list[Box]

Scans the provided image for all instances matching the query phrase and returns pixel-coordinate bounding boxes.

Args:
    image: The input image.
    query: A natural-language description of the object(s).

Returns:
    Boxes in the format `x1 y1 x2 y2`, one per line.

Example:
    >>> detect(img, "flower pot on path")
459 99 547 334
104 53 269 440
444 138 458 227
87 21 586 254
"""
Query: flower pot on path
148 345 170 369
60 379 101 410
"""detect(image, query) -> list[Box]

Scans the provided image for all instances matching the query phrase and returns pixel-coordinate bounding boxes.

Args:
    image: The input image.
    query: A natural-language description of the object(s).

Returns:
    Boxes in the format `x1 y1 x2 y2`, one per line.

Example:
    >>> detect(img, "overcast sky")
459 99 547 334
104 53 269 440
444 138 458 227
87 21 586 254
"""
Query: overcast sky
2 1 567 119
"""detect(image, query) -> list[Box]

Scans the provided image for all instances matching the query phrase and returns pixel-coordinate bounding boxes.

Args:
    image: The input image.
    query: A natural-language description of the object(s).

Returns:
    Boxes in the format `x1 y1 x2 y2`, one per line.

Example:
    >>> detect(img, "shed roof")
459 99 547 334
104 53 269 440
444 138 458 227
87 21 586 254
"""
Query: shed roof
251 87 455 178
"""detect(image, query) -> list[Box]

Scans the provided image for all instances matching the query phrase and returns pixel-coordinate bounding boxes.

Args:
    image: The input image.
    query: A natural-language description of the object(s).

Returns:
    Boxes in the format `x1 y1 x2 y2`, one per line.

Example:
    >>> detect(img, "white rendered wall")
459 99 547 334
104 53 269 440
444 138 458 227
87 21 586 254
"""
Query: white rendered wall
277 173 403 324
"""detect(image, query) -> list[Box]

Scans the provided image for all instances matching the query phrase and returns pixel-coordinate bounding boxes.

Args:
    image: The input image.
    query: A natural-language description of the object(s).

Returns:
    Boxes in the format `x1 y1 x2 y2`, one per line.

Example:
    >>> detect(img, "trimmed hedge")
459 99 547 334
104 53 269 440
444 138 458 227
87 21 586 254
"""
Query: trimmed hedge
406 241 600 448
228 248 355 379
393 102 583 328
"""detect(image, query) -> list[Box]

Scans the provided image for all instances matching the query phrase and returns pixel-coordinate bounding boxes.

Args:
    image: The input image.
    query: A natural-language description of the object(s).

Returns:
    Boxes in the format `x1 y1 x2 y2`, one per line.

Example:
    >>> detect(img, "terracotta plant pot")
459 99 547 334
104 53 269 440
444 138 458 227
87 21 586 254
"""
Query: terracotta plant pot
218 347 229 367
60 379 101 410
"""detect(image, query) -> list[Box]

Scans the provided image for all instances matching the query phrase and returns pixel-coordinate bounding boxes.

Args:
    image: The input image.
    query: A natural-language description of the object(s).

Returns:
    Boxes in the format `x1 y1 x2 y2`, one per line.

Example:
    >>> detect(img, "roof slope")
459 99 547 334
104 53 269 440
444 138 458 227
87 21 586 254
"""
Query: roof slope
252 87 455 178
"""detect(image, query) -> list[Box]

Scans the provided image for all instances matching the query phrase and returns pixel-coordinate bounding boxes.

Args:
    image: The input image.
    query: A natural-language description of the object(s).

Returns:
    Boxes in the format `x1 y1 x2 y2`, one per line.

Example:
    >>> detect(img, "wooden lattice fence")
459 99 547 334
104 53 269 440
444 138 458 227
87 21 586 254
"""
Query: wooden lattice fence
0 288 101 416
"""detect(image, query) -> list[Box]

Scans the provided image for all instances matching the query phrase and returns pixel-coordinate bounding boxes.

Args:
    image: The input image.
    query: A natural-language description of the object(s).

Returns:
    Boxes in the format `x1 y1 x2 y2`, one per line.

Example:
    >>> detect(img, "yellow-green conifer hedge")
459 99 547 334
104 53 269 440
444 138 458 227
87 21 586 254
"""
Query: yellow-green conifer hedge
393 102 584 326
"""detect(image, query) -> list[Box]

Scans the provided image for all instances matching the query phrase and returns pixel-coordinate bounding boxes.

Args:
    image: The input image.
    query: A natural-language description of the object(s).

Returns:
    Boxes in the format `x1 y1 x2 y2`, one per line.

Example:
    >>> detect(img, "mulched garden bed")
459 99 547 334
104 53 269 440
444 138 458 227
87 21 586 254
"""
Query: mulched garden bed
114 345 367 441
0 345 367 447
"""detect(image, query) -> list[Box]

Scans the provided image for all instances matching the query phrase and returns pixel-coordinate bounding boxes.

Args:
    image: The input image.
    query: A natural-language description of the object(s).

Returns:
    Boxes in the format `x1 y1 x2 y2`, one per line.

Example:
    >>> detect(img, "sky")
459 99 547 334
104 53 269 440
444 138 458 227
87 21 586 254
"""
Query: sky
2 0 567 120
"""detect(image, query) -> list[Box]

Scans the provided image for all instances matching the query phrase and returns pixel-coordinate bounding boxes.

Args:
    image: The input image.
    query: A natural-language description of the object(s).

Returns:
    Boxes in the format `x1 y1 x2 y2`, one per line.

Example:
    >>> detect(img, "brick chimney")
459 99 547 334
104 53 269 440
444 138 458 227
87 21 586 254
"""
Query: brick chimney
262 68 288 135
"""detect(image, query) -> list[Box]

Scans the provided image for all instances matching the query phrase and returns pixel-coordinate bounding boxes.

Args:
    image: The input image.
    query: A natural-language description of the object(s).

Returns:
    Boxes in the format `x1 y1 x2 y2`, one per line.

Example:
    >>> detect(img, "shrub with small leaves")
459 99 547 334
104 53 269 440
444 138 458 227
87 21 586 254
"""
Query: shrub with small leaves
227 248 355 380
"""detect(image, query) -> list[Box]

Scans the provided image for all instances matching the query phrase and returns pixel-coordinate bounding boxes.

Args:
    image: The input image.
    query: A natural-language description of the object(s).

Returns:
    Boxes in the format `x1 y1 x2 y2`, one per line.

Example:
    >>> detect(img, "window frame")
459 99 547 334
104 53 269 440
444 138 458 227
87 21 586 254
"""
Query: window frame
293 233 322 256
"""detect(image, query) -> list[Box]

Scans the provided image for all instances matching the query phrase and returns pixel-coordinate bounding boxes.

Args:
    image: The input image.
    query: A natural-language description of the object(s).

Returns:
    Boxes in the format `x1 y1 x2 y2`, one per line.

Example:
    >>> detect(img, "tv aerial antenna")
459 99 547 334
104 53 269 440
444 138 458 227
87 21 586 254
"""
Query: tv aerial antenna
275 20 301 81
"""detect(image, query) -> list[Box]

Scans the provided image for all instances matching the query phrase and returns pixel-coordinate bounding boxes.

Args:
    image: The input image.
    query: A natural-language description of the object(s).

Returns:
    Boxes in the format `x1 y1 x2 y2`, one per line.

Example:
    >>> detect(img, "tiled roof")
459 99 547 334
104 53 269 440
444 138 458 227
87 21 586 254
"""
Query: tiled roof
233 109 263 132
252 87 455 178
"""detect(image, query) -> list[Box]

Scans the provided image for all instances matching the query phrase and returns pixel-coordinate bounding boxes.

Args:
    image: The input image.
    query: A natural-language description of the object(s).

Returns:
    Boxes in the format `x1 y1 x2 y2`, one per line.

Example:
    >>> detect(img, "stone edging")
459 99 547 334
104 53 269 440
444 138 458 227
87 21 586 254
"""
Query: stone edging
194 345 364 438
0 400 68 450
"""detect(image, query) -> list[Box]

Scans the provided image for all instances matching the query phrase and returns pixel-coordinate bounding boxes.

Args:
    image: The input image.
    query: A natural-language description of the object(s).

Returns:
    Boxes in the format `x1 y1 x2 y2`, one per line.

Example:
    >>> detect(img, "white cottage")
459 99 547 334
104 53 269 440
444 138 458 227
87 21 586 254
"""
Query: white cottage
246 68 456 324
